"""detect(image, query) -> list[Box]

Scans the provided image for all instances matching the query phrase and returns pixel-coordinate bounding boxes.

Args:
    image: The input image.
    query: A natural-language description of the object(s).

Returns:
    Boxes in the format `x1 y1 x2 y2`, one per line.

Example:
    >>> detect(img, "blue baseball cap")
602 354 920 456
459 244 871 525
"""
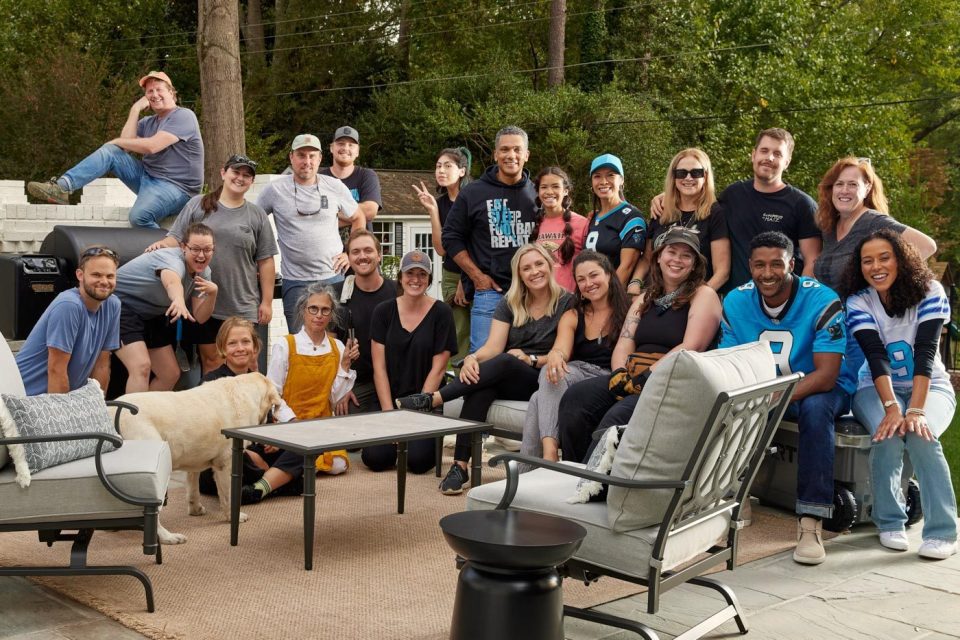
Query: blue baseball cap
590 153 624 177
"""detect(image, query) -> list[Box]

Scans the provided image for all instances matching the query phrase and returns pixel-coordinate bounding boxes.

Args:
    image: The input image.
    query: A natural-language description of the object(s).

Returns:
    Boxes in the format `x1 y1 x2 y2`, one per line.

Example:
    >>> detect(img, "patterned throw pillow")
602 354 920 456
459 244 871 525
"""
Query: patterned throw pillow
0 379 116 488
567 425 622 504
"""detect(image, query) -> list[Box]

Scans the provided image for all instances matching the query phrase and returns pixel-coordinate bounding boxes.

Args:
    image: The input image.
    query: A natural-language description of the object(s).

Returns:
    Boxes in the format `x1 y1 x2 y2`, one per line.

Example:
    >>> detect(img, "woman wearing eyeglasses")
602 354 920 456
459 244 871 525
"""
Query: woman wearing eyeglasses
363 250 458 474
631 148 730 293
114 222 219 393
145 154 279 375
244 284 360 504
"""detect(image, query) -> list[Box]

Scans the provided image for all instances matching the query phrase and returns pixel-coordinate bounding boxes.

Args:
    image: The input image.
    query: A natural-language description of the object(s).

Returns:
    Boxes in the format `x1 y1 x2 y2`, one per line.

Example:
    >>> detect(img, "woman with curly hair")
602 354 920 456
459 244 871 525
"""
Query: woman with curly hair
845 228 956 560
532 167 589 292
558 226 721 463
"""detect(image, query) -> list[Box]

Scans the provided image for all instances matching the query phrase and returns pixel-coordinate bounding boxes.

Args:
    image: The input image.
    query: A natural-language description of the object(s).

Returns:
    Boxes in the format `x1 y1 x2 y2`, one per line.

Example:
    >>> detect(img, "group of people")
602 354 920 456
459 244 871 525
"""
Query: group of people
16 71 956 566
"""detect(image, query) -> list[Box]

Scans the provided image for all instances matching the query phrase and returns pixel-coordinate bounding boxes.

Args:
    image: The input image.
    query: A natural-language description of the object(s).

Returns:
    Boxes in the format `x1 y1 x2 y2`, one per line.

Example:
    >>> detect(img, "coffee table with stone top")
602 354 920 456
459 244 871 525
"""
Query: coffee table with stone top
222 410 490 570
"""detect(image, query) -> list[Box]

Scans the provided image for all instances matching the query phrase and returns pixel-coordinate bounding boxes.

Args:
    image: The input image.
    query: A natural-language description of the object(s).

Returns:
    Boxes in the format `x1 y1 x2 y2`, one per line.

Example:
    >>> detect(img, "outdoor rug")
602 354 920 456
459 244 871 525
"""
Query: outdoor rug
0 454 805 640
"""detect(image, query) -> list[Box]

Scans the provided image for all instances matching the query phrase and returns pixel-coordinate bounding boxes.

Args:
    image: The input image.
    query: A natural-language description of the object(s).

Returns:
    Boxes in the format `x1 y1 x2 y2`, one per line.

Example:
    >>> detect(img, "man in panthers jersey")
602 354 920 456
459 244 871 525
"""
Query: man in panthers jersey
720 231 853 566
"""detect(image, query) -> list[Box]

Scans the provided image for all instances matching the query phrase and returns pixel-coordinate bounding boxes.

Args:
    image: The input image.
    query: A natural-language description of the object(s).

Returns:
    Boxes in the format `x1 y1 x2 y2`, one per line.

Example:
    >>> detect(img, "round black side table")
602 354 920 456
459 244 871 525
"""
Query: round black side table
439 509 587 640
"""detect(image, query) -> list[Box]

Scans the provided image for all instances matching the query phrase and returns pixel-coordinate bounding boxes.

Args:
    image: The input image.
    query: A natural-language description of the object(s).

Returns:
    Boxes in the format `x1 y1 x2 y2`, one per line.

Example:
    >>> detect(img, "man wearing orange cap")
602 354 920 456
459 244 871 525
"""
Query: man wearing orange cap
28 71 204 229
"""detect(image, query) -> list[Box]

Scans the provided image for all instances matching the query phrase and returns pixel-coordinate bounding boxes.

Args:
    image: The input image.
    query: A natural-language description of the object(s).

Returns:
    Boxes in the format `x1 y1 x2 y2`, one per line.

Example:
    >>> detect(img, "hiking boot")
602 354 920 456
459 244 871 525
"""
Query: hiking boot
918 538 957 560
793 516 825 565
879 531 909 551
439 464 469 495
27 179 70 205
396 393 433 412
240 484 264 505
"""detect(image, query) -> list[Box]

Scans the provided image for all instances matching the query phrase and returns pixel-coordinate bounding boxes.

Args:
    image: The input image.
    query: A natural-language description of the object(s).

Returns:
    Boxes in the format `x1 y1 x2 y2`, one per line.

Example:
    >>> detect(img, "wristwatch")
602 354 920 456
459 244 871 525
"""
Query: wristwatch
882 399 898 410
529 354 538 367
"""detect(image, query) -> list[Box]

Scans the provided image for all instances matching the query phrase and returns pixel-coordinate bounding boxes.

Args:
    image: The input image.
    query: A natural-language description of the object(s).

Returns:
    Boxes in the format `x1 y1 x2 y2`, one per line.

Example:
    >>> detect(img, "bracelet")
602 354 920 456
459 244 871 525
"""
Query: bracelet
548 348 568 362
628 278 644 289
905 408 926 416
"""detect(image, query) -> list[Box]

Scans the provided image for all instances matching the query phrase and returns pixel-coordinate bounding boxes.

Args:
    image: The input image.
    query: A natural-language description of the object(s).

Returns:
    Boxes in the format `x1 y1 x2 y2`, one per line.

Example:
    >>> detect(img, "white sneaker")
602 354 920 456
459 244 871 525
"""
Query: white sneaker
918 538 957 560
879 531 909 551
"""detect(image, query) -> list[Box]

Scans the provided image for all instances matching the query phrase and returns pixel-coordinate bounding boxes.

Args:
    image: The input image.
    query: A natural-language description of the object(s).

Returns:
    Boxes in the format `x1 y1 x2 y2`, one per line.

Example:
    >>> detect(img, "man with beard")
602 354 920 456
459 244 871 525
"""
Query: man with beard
333 230 397 414
15 247 122 395
320 126 382 229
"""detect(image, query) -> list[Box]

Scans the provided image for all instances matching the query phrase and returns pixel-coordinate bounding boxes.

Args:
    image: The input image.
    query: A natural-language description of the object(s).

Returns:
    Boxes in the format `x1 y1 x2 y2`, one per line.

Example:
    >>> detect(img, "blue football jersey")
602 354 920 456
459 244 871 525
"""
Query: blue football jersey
720 276 851 391
583 202 646 270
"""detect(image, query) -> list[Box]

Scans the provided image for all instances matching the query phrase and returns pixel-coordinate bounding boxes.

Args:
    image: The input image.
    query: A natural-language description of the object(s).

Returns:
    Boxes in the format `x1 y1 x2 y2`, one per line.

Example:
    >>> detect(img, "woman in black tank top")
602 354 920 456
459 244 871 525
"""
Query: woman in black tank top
520 251 629 464
558 226 723 465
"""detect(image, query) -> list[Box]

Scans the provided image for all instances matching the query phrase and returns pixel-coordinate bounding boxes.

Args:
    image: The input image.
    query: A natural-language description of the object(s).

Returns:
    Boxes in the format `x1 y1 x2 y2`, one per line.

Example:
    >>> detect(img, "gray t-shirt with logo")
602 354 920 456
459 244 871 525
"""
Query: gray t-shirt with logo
167 195 279 321
115 247 211 317
137 107 204 195
256 174 359 281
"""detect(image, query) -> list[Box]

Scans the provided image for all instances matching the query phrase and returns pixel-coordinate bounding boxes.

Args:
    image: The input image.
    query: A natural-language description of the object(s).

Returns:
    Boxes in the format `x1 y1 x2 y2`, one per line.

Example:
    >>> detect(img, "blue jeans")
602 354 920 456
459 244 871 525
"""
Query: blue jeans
469 289 503 352
852 385 958 541
61 143 191 228
281 276 345 333
784 387 851 518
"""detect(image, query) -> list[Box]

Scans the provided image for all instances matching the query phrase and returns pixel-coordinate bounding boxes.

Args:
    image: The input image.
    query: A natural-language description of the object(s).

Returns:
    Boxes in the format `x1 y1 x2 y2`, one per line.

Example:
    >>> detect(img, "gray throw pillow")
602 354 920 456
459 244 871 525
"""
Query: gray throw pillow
568 425 621 504
0 379 116 488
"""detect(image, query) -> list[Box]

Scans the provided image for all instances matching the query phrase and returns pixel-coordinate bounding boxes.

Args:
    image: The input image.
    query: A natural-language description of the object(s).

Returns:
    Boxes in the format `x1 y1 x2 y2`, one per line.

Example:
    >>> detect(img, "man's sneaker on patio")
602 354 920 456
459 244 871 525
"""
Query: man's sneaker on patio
879 531 910 551
439 464 469 495
27 179 70 205
793 516 826 565
396 393 433 412
918 538 957 560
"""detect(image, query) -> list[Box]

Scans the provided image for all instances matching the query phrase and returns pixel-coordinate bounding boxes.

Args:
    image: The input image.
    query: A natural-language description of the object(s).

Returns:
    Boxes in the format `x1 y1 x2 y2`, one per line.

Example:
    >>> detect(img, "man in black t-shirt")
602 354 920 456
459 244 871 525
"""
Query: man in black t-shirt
333 229 396 414
320 125 382 230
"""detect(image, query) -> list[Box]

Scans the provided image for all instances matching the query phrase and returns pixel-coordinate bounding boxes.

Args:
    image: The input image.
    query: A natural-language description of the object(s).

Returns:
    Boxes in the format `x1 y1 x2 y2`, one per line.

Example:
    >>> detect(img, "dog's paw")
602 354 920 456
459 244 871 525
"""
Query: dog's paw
188 504 207 517
158 531 188 545
239 511 249 523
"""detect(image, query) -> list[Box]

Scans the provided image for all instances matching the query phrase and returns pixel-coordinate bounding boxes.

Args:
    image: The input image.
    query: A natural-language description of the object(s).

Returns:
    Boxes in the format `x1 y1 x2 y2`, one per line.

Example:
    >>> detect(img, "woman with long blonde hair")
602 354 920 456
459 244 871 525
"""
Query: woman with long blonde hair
396 243 574 494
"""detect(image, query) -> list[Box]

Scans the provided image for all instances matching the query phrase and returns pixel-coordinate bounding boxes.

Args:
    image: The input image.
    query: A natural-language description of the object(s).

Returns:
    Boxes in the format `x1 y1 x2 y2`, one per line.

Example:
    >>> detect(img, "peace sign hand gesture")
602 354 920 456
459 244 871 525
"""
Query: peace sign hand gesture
412 181 439 218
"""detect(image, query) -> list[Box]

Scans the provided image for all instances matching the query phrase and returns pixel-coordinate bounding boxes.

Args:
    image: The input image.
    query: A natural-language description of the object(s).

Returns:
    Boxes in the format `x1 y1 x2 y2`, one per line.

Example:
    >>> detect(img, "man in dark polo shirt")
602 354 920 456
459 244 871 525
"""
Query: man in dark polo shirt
321 125 382 229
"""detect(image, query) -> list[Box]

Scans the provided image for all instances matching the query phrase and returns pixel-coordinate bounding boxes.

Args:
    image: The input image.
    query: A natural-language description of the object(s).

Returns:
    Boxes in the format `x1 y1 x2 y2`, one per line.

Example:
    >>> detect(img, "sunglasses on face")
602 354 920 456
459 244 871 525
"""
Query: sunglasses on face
673 168 706 179
82 246 120 260
305 305 333 317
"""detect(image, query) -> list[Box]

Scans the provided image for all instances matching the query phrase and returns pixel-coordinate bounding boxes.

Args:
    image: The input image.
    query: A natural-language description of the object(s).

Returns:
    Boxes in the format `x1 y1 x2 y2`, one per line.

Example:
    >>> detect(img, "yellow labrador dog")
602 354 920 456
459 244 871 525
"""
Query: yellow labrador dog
115 372 281 545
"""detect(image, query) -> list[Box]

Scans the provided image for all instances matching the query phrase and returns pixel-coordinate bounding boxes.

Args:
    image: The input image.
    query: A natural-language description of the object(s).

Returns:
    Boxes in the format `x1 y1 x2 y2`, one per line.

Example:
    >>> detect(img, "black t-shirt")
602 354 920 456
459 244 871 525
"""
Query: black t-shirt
492 292 575 354
202 364 246 382
718 180 820 293
648 203 727 282
571 308 613 368
340 280 398 385
583 202 647 270
320 166 382 231
437 193 461 274
634 302 689 353
370 299 458 398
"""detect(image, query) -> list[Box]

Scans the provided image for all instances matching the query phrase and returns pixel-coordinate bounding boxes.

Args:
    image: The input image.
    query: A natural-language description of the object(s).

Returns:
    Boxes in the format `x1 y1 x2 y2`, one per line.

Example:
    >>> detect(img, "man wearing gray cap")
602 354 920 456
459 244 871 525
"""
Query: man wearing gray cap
320 125 382 228
257 133 365 332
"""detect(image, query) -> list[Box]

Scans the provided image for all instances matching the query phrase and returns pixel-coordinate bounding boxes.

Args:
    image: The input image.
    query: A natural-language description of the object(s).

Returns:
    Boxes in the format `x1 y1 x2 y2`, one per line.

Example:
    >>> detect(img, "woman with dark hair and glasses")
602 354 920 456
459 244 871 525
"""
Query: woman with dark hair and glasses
632 148 730 292
413 147 473 361
114 222 219 393
364 250 458 474
146 154 279 374
245 284 360 504
844 229 956 560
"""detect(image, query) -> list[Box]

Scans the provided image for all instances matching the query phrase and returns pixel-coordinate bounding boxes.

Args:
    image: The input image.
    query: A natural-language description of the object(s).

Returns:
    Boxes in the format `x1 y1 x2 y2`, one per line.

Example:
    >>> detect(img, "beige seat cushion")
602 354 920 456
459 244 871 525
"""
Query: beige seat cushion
607 343 775 532
0 440 172 524
0 333 26 470
443 398 527 437
467 464 730 577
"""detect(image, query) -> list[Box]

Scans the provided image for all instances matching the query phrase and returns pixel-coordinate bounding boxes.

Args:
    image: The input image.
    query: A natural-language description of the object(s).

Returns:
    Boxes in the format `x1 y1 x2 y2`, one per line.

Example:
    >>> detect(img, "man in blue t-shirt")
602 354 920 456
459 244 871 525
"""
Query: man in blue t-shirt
15 248 122 396
27 71 204 229
720 232 852 566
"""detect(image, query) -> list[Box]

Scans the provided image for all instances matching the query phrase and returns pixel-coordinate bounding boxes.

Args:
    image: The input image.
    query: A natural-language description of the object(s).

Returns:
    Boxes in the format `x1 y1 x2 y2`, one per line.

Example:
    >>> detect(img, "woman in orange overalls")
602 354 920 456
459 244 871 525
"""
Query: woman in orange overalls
240 284 359 504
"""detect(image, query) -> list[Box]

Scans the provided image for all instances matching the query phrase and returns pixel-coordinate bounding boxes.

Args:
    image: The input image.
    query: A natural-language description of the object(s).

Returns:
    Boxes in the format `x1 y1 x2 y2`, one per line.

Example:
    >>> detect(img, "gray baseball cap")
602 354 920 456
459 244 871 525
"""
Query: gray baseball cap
399 250 432 275
333 126 359 143
291 134 322 151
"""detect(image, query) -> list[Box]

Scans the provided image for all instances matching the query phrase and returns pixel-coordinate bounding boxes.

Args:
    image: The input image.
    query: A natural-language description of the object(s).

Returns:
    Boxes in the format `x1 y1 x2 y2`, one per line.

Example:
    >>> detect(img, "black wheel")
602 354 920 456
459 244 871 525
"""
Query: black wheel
823 485 857 532
905 479 923 526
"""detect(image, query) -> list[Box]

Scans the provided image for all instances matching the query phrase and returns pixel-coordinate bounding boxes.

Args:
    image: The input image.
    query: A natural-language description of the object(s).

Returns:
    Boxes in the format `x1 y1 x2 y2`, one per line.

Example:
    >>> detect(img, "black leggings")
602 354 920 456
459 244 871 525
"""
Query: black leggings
557 375 640 463
361 439 436 474
440 353 540 462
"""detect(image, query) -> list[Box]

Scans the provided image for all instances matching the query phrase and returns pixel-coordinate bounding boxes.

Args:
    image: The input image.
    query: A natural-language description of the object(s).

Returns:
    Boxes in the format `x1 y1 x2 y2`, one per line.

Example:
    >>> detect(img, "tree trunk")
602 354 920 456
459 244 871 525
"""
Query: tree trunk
241 0 266 68
397 0 412 80
198 0 245 188
547 0 565 88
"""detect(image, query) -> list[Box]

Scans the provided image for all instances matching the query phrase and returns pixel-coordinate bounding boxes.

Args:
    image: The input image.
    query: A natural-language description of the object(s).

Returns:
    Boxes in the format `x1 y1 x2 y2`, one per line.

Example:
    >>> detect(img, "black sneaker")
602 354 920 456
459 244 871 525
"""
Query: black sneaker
240 484 264 505
439 464 469 495
395 393 433 412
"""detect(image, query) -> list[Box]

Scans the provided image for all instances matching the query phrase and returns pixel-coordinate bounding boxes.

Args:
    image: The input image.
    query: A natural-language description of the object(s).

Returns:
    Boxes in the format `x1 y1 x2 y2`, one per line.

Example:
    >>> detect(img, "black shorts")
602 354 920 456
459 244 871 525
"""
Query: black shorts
119 307 177 349
182 316 225 346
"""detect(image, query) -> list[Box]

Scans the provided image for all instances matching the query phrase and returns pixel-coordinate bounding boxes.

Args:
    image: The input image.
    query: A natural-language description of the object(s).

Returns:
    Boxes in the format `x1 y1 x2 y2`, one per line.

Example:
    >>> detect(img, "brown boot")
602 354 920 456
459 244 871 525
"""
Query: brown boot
793 516 825 565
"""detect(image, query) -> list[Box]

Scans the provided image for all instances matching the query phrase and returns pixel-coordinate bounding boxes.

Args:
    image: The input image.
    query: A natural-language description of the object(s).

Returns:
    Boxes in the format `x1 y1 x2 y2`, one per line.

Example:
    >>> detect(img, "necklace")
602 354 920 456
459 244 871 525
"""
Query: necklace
654 289 682 314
